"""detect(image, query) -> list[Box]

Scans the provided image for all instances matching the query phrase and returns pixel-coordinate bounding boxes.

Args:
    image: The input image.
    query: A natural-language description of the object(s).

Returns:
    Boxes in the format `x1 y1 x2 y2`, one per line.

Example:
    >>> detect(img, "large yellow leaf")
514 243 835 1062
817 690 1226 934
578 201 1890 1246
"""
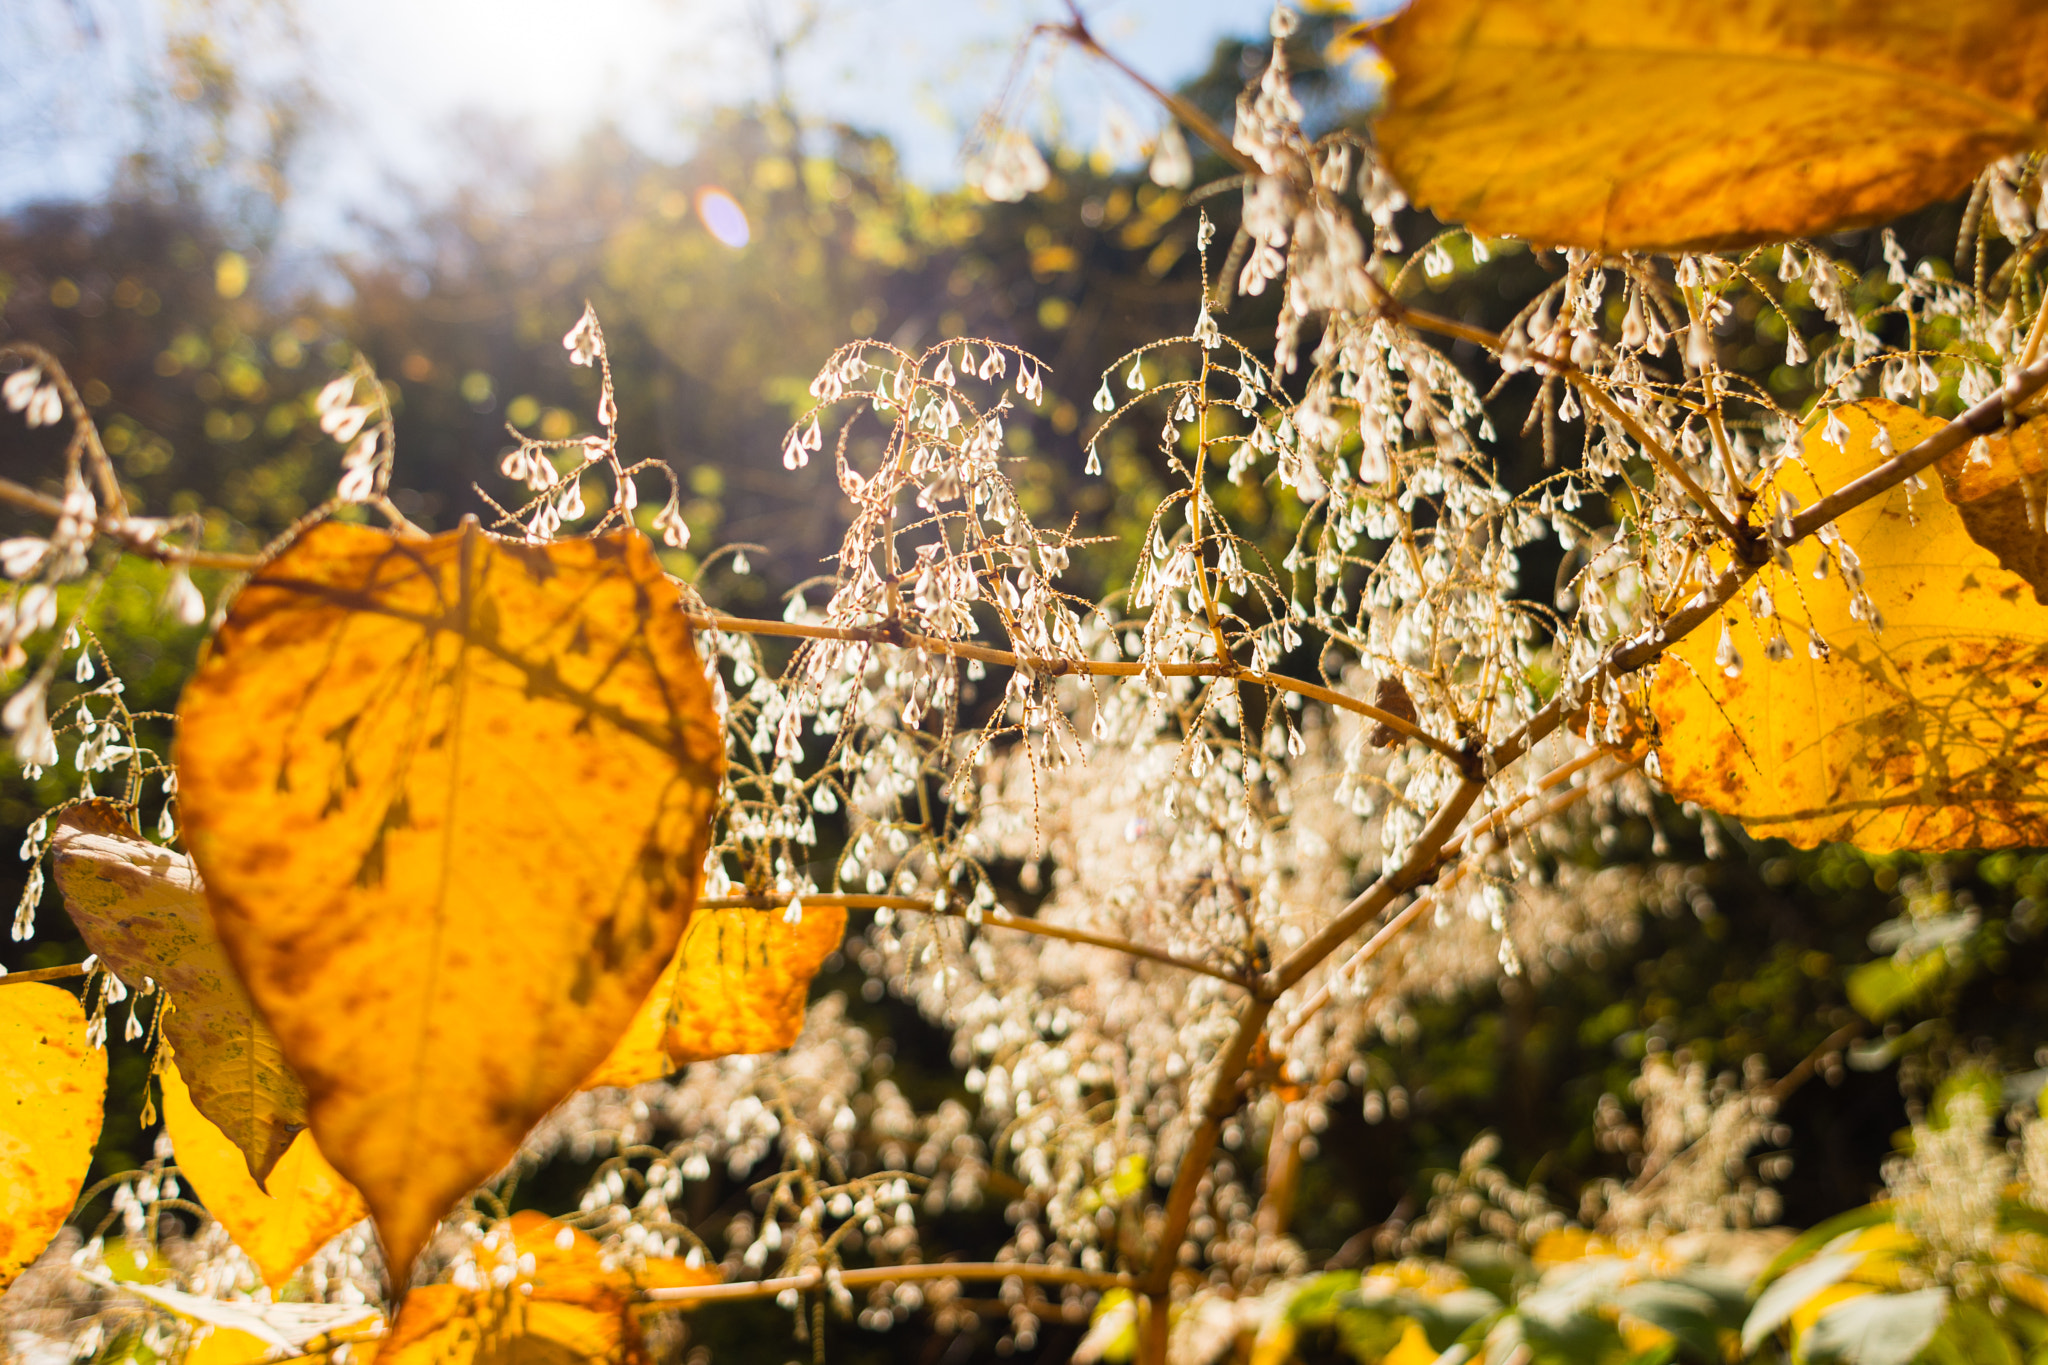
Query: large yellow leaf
161 1057 367 1290
375 1213 716 1365
0 983 106 1289
1370 0 2048 250
582 903 847 1090
175 521 723 1279
50 802 307 1184
1653 400 2048 850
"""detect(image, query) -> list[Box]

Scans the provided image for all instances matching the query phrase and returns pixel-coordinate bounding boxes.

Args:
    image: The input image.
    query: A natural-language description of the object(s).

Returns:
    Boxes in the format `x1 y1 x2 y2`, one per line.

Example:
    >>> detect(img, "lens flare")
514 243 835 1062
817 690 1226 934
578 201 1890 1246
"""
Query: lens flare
694 187 750 248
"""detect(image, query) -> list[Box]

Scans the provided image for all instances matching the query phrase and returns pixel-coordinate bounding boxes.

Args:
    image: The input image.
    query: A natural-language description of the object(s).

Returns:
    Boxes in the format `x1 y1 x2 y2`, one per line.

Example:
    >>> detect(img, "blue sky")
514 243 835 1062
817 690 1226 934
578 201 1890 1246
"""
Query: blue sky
3 0 1284 246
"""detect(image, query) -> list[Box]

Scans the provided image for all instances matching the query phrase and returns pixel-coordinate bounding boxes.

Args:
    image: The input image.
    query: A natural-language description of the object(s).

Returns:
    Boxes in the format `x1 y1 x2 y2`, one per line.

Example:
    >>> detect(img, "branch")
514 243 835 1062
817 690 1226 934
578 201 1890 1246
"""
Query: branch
1489 347 2048 778
1272 763 1616 1049
1052 5 1258 178
1566 376 1749 547
699 893 1247 987
1373 297 1748 546
1768 1017 1866 1107
0 476 262 572
637 1259 1129 1307
0 963 88 987
1136 779 1486 1364
681 610 1464 764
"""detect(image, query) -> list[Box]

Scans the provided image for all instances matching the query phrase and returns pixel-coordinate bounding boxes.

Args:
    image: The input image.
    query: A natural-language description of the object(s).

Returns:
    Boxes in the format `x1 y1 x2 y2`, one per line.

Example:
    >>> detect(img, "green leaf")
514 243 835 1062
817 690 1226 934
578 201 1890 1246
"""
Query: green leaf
1330 1305 1412 1364
1287 1271 1364 1327
1753 1205 1893 1290
1398 1287 1502 1352
1803 1289 1948 1365
1616 1281 1727 1363
1450 1240 1530 1303
1917 1301 2020 1365
1514 1264 1631 1359
2000 1194 2048 1239
1668 1267 1753 1325
1743 1252 1866 1353
1848 953 1949 1023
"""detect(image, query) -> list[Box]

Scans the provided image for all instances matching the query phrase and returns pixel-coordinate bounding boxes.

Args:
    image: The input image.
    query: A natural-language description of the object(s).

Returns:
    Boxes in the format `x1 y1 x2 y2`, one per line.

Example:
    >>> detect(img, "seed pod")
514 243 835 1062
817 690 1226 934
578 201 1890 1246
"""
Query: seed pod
1368 676 1418 748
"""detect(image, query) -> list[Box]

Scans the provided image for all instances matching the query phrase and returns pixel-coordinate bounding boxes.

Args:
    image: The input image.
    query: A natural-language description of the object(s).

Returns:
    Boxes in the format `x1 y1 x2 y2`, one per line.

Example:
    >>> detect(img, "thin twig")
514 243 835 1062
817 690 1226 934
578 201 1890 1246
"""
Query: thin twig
1566 377 1750 547
637 1259 1129 1307
1052 4 1257 178
699 893 1246 987
682 610 1463 763
0 477 261 571
1487 348 2048 781
0 963 88 987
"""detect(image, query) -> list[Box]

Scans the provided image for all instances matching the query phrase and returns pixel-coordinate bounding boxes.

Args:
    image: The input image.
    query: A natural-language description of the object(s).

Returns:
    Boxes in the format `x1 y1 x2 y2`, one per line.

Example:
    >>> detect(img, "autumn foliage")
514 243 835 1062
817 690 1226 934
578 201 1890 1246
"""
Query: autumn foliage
13 1 2048 1364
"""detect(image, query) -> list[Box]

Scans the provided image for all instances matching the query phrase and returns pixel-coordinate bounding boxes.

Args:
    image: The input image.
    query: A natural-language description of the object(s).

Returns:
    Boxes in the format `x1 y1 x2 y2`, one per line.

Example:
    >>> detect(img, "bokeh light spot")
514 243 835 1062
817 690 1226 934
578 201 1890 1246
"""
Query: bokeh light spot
694 187 750 249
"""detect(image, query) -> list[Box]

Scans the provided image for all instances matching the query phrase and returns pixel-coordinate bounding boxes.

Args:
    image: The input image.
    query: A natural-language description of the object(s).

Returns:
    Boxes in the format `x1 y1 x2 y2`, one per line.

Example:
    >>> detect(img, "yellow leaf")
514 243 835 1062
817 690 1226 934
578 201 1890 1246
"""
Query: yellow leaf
183 1328 274 1365
0 983 105 1289
1790 1282 1878 1338
50 801 308 1184
1371 0 2048 250
176 522 723 1278
377 1213 692 1365
583 904 847 1090
161 1058 367 1290
1653 401 2048 850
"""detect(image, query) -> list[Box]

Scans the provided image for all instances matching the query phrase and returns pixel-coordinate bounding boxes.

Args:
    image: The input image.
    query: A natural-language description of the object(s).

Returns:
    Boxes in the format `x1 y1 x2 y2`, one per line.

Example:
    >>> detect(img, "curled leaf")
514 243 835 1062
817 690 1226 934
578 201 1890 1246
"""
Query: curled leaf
50 801 307 1184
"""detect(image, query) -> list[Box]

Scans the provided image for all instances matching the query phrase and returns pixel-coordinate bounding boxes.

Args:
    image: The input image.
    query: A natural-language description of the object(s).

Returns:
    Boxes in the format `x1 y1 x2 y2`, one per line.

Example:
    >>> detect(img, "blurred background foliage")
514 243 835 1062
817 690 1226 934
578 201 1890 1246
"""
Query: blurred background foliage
4 4 2045 1359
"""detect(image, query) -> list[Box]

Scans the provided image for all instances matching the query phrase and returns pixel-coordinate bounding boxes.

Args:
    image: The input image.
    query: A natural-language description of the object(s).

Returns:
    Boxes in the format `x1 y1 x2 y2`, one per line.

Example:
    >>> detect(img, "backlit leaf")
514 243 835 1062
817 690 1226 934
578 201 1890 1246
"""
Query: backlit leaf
585 900 847 1096
50 801 308 1184
1371 0 2048 250
583 904 846 1090
176 522 723 1278
0 983 105 1289
161 1057 367 1290
377 1212 715 1365
1653 401 2048 851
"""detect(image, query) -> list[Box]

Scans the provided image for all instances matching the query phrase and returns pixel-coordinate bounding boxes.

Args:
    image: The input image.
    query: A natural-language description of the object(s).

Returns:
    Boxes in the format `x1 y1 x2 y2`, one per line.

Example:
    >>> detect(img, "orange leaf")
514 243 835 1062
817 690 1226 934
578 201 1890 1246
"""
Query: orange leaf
1372 0 2048 250
0 983 106 1289
161 1057 367 1290
176 522 723 1279
1653 401 2048 849
377 1213 713 1365
583 903 846 1090
51 801 308 1184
